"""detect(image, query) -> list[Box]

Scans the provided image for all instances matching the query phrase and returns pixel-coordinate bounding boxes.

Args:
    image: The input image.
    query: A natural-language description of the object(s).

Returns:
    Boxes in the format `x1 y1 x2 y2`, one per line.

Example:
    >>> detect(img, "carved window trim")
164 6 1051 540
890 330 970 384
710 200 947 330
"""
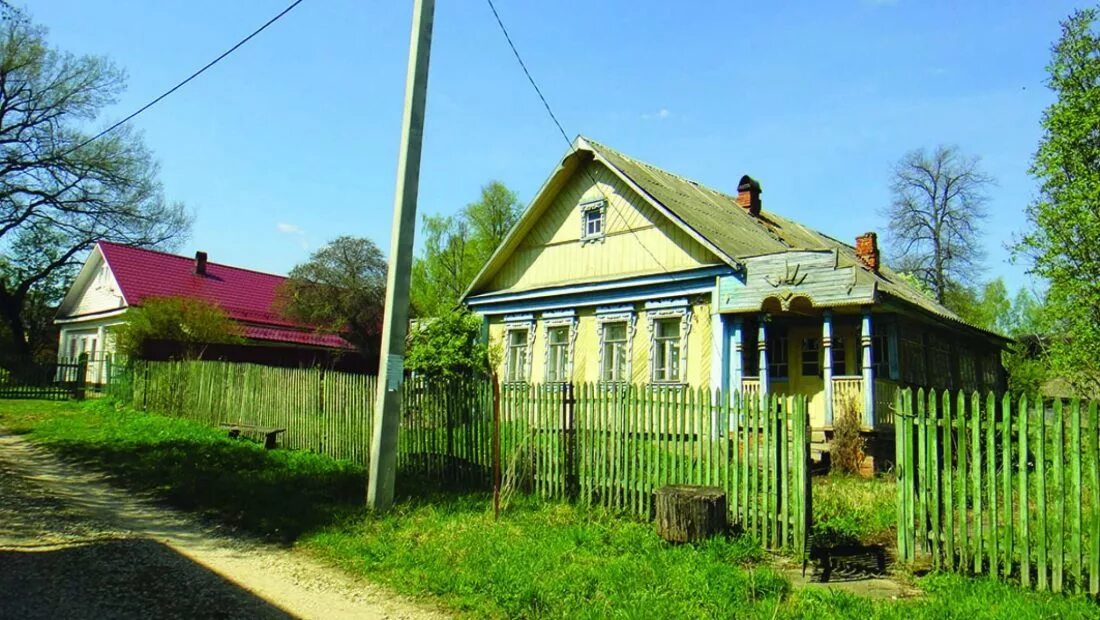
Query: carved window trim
579 199 607 244
502 315 535 384
542 311 578 384
645 300 692 385
596 308 636 386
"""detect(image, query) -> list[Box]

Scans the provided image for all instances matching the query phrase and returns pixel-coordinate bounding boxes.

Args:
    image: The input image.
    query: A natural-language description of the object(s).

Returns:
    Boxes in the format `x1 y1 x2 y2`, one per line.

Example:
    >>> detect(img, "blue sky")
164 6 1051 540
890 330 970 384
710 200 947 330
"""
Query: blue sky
30 1 1081 294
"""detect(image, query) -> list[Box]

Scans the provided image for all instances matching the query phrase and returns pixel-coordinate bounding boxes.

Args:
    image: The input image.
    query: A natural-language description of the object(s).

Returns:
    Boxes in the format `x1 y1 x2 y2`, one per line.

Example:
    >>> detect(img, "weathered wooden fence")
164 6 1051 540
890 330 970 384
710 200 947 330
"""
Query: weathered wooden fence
498 384 811 554
133 360 378 464
130 360 810 552
896 388 1100 596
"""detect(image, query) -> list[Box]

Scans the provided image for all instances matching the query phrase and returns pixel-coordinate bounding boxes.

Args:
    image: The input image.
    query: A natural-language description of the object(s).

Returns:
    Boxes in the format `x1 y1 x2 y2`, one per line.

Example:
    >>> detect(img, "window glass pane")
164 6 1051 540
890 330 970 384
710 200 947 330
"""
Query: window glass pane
653 318 681 382
584 208 603 237
768 333 789 378
506 328 528 382
801 337 819 376
601 321 628 382
832 337 846 376
656 318 679 339
547 326 569 382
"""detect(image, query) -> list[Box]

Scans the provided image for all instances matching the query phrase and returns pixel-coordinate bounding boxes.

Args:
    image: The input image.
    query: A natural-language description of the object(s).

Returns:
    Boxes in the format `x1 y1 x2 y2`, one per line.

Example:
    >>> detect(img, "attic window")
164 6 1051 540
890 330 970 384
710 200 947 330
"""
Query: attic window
580 199 606 242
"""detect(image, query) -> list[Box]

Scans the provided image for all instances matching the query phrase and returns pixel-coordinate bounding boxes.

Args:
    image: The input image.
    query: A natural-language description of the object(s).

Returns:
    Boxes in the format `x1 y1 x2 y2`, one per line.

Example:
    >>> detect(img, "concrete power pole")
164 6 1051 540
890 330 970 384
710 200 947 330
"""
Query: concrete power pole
367 0 435 511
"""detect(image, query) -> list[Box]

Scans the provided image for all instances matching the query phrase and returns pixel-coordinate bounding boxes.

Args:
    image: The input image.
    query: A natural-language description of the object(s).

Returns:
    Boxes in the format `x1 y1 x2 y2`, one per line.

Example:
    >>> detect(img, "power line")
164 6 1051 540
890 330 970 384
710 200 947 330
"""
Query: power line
484 0 571 148
483 0 692 289
64 0 307 157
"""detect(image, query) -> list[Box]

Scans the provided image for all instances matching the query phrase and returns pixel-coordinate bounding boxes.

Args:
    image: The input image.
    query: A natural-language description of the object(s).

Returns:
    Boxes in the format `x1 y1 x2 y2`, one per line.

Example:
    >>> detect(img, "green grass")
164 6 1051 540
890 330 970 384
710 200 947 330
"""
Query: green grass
812 474 898 547
2 398 1098 619
3 398 362 541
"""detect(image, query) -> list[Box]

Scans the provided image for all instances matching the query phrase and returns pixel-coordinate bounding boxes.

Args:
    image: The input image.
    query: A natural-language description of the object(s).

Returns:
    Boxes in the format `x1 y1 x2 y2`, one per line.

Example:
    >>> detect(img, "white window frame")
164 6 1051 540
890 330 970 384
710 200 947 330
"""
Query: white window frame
645 300 691 385
596 307 636 385
580 199 607 243
542 311 577 384
502 315 535 384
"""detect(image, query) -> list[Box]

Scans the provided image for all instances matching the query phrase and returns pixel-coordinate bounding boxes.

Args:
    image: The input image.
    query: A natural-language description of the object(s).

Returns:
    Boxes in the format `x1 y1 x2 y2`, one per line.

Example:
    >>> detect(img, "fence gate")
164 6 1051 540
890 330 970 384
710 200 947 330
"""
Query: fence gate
0 356 87 400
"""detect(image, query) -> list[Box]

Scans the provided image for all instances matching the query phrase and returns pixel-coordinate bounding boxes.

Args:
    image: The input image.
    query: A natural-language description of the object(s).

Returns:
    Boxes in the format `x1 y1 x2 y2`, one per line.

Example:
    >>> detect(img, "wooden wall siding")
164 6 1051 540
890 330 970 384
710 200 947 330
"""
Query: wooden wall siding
718 251 875 313
896 389 1100 596
489 299 714 388
67 261 125 318
486 162 722 293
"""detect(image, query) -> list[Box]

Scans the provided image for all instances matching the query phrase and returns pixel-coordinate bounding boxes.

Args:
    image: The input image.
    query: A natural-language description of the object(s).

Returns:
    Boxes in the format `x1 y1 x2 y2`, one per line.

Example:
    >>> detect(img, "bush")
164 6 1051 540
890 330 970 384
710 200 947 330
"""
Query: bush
831 395 866 475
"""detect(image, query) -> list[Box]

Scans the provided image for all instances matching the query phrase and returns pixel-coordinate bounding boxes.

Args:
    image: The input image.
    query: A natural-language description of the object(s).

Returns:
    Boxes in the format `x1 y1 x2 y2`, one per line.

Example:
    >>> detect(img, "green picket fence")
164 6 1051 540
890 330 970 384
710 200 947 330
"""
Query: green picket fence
896 388 1100 596
499 384 811 553
131 361 810 553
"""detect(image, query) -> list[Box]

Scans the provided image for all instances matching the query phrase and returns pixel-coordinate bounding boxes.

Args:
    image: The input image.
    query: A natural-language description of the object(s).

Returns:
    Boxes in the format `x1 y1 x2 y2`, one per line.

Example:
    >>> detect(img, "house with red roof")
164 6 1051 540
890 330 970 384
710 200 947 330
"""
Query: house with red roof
55 242 356 382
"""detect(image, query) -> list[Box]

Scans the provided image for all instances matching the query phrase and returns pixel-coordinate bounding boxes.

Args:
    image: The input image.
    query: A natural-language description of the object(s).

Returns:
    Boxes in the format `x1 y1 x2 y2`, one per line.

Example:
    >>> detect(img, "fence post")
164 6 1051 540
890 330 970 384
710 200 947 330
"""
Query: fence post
74 352 88 400
562 382 578 501
492 372 501 519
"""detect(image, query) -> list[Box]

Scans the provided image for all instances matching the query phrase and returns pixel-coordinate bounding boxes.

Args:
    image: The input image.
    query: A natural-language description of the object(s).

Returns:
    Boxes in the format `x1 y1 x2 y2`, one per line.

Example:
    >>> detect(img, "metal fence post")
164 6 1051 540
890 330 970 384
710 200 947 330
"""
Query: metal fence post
74 352 88 400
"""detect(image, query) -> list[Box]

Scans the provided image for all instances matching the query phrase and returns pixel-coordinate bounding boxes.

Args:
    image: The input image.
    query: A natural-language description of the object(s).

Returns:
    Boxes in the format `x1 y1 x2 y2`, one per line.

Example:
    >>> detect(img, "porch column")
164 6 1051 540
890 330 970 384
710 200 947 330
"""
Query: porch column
730 317 743 395
757 316 769 407
823 310 834 426
95 325 106 385
711 313 726 394
861 308 875 428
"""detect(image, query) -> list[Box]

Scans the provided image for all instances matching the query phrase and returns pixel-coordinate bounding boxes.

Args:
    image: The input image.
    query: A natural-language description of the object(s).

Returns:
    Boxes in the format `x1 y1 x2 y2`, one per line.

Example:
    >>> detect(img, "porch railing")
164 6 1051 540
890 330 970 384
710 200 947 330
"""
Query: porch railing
831 376 863 421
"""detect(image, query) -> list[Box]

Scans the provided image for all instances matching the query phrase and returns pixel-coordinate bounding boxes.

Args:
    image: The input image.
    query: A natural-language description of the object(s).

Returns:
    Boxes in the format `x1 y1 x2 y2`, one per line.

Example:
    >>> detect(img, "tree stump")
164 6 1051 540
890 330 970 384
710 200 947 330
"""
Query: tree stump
655 485 727 543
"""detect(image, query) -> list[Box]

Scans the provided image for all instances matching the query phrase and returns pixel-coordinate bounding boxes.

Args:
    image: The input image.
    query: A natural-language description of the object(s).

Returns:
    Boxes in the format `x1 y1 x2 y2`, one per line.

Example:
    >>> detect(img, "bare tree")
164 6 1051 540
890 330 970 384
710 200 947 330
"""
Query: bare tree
0 10 189 368
883 145 992 304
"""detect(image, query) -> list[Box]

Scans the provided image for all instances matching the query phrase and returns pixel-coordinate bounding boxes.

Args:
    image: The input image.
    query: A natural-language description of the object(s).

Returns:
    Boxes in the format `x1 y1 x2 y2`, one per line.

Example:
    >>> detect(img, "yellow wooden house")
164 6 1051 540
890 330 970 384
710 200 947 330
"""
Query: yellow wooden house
462 137 1009 438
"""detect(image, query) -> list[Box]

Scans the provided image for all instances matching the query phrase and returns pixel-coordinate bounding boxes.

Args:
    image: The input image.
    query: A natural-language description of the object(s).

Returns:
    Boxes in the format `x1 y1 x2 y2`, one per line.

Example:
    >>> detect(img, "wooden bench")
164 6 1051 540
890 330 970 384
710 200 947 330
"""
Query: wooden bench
220 423 286 450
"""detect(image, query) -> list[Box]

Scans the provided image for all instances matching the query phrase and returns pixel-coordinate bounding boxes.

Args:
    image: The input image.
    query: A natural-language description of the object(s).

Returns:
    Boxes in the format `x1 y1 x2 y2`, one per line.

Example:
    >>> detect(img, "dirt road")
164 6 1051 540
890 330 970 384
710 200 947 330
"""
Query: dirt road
0 432 445 620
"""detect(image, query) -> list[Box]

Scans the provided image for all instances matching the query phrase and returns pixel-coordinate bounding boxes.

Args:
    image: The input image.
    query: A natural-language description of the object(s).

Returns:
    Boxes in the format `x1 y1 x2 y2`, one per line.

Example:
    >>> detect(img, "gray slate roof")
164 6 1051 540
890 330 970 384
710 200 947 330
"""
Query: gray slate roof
583 137 1005 339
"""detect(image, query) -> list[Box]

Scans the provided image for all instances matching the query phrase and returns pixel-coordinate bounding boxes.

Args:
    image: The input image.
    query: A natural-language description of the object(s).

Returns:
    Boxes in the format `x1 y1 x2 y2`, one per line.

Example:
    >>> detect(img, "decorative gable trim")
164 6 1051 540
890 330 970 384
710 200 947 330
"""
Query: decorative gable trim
460 138 738 302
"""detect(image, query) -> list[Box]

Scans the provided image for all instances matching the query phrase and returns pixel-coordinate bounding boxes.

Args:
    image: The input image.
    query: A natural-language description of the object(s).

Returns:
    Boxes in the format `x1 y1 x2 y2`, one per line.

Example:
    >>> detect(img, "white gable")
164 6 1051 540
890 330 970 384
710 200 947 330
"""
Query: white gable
55 246 127 321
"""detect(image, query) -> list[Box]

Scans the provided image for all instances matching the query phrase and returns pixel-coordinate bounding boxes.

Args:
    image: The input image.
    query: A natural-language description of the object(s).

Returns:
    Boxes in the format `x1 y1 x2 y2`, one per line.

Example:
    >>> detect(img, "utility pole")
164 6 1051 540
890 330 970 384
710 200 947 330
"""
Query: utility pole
367 0 435 511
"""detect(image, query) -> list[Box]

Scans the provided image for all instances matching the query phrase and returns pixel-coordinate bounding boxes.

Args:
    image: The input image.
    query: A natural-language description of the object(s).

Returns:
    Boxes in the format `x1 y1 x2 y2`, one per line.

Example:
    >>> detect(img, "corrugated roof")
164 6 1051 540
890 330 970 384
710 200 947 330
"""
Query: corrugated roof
582 138 1005 338
98 242 354 350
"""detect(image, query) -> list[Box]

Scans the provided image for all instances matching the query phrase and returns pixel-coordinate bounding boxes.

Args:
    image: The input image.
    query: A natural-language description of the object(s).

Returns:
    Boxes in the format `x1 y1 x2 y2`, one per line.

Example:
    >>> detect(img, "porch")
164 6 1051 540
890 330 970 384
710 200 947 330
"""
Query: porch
722 306 892 432
740 376 900 428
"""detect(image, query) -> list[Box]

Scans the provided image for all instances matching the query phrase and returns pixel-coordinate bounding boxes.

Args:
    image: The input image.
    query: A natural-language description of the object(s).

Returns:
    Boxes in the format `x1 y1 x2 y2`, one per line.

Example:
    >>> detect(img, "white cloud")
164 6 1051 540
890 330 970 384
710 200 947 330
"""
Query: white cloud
642 108 672 121
276 222 303 235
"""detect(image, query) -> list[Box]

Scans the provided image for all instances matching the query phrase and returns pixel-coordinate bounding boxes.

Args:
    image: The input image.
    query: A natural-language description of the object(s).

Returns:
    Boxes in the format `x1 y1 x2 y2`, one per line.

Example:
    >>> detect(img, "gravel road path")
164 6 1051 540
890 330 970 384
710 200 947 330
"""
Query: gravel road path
0 432 446 620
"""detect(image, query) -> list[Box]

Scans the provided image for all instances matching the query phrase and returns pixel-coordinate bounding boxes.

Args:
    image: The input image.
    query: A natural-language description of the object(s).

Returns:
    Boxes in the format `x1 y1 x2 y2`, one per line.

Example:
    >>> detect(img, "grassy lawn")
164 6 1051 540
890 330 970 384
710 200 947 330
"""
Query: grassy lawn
813 474 897 547
2 398 1097 619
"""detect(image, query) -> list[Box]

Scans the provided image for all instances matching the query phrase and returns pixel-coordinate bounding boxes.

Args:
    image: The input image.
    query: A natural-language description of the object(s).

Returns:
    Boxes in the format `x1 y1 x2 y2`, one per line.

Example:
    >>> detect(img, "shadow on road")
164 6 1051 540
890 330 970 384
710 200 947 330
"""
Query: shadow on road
0 537 294 619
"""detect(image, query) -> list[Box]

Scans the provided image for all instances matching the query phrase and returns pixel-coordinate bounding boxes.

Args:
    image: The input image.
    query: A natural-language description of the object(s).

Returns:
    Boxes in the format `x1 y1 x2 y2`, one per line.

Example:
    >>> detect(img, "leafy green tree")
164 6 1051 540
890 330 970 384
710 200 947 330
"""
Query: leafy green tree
0 9 189 369
405 308 487 381
883 145 993 304
1016 6 1100 396
411 181 520 316
279 236 386 359
114 297 241 359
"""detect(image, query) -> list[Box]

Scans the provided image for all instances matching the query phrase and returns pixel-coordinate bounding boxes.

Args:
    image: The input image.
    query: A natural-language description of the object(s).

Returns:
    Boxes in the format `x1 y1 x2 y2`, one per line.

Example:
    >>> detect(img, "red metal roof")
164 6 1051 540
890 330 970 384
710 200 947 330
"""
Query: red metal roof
98 241 353 350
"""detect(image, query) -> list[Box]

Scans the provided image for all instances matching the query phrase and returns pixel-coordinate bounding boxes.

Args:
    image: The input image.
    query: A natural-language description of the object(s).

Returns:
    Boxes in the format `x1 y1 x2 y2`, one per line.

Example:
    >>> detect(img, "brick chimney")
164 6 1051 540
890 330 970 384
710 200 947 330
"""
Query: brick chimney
736 175 762 216
855 232 879 271
194 251 208 276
